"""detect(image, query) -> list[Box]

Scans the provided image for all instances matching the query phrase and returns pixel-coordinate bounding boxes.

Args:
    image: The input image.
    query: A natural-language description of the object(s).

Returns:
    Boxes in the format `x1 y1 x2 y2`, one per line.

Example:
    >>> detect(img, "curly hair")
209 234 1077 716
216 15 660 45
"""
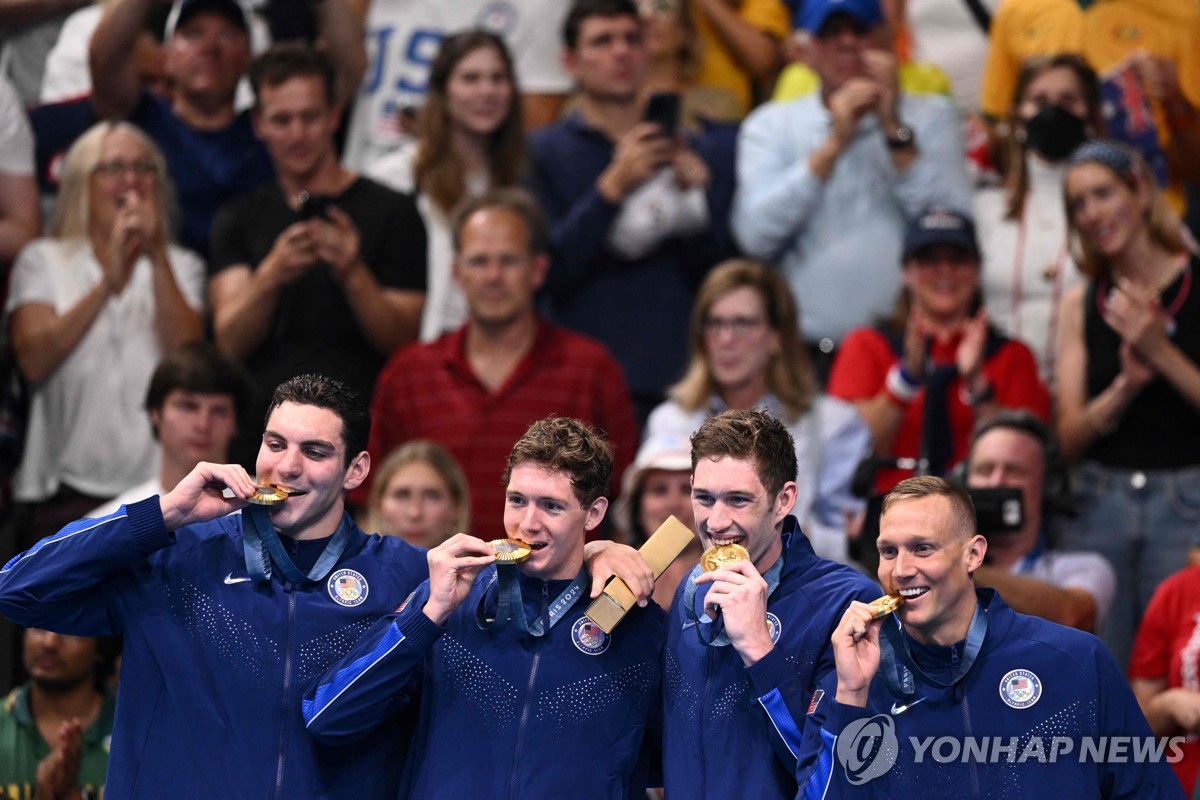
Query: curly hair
503 417 613 506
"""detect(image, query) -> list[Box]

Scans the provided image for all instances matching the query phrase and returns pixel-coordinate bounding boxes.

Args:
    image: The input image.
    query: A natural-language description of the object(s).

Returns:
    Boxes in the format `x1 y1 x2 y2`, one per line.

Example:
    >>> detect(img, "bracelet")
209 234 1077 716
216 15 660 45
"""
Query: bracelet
885 364 920 405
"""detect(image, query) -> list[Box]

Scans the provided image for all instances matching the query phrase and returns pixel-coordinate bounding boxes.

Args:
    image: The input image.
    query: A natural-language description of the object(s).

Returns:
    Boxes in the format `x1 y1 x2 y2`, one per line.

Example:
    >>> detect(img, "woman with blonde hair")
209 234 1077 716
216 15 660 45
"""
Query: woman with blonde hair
365 440 471 549
645 258 870 562
1056 139 1199 668
367 29 523 341
7 120 204 549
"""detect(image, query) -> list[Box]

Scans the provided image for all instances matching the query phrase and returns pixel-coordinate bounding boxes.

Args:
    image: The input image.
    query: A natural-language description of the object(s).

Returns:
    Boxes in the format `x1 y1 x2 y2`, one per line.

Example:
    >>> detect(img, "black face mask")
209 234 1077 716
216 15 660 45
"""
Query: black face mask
1022 104 1088 162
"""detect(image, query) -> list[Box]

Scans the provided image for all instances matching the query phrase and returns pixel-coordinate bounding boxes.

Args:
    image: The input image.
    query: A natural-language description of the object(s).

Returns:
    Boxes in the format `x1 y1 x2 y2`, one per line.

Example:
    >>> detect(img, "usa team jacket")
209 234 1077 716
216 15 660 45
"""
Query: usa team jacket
303 566 666 799
662 517 880 798
0 496 428 799
795 590 1186 799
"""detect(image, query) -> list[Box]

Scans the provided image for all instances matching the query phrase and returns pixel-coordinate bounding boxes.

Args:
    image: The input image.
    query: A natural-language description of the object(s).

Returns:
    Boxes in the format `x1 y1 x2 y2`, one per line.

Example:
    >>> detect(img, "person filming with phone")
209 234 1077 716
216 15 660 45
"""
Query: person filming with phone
529 0 736 423
964 411 1115 633
209 43 428 467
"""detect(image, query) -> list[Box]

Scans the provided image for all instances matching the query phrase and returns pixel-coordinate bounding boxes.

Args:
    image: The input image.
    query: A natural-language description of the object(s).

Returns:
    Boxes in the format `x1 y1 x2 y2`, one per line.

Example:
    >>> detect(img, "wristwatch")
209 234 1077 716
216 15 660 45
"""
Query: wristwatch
886 124 915 150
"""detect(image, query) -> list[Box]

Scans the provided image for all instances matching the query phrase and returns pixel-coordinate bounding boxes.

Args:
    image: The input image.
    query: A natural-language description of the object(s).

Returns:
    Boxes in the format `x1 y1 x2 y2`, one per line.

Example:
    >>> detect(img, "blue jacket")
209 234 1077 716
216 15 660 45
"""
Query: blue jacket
304 565 666 799
795 590 1186 799
0 497 428 799
662 517 880 798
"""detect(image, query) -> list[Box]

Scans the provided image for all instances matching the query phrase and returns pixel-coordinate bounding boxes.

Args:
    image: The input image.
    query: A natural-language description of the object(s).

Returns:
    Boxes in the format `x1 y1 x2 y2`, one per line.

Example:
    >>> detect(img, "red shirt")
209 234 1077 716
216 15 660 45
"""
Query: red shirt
1129 565 1200 793
363 319 638 538
828 326 1051 493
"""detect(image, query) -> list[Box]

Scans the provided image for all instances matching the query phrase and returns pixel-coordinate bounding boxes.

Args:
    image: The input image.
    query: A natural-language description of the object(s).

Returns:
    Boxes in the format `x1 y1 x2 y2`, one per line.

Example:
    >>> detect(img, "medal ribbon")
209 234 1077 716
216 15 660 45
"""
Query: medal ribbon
240 503 351 585
476 564 589 637
879 598 988 702
682 548 785 647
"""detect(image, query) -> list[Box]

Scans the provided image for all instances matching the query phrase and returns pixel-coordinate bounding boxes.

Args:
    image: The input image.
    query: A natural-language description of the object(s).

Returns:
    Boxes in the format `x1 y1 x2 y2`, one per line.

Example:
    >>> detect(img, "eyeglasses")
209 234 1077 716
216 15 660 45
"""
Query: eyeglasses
702 315 767 338
93 159 158 178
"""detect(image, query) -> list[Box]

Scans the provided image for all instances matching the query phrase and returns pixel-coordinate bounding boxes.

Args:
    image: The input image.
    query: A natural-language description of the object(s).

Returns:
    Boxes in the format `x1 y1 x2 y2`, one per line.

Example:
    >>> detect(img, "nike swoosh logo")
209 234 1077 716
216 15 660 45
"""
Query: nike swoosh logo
224 573 252 585
891 697 926 715
681 620 698 630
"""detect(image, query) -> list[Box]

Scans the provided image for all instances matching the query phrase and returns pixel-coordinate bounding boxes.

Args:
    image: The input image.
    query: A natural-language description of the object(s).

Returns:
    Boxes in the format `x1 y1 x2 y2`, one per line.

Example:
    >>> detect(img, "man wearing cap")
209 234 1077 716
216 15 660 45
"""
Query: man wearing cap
730 0 970 375
827 206 1050 494
87 0 364 257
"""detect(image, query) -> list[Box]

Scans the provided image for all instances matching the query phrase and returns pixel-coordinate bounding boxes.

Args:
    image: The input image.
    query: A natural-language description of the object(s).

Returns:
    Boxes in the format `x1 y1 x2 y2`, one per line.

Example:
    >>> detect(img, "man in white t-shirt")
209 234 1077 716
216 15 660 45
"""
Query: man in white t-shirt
344 0 571 171
966 410 1116 633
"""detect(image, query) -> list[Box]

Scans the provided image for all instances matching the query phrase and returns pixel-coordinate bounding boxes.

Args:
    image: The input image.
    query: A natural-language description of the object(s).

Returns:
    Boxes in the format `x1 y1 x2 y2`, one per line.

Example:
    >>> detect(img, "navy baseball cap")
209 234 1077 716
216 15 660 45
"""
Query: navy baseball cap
799 0 884 34
902 207 980 260
165 0 250 38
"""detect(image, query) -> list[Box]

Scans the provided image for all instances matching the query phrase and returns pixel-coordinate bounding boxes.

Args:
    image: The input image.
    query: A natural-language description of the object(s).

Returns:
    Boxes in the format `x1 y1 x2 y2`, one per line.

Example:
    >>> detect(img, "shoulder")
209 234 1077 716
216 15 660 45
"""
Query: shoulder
813 394 865 428
646 399 703 438
839 326 891 354
899 90 960 121
1000 607 1112 674
364 143 418 193
379 337 448 382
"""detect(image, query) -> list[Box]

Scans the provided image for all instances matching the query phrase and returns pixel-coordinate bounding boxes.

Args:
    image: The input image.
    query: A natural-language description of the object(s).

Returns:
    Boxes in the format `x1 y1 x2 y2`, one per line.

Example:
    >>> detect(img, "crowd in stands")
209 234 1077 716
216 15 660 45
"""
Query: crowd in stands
1 0 1200 793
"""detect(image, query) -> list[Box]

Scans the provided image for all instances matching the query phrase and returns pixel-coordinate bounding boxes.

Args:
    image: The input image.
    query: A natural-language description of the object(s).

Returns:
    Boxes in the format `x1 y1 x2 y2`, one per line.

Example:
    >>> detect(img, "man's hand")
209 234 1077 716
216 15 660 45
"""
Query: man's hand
260 223 318 289
827 77 883 147
582 539 654 605
160 462 258 530
35 719 84 800
422 533 495 625
694 561 773 666
308 205 363 280
672 145 710 190
830 601 883 707
863 49 900 129
597 122 675 203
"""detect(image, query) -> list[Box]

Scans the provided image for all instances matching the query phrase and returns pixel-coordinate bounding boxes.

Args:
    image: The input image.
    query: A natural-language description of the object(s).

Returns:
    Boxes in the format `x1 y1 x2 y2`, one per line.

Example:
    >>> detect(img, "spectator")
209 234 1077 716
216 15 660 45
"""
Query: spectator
365 188 638 538
344 0 573 169
639 0 742 124
894 0 996 113
364 440 470 549
1130 564 1200 795
689 0 788 118
87 0 364 257
209 43 426 468
979 0 1200 211
7 121 205 552
87 341 250 517
529 0 736 422
304 417 665 799
0 76 39 273
973 54 1103 384
1056 140 1200 668
612 430 699 609
0 0 91 105
368 30 524 342
646 259 870 563
0 629 117 799
732 0 970 374
660 408 879 798
828 207 1050 494
964 411 1116 632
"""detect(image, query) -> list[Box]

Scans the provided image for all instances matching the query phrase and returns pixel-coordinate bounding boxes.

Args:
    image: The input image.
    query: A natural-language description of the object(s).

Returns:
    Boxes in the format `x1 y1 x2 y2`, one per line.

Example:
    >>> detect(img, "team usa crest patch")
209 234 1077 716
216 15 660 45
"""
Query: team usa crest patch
766 612 782 644
571 617 611 655
999 669 1042 709
328 569 368 607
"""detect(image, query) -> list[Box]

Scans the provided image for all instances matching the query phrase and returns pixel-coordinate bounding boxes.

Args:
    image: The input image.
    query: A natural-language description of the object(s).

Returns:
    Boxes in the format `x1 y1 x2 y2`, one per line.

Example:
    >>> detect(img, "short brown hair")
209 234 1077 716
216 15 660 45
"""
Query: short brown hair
249 42 336 107
882 476 976 539
451 187 548 256
690 409 797 498
503 417 613 506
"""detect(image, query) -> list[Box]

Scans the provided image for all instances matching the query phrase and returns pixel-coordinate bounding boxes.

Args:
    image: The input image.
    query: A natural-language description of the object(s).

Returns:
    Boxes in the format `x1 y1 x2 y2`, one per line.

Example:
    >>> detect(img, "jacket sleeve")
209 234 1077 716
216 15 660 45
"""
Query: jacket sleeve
730 104 824 262
0 496 173 635
794 679 887 800
745 646 815 771
302 580 443 745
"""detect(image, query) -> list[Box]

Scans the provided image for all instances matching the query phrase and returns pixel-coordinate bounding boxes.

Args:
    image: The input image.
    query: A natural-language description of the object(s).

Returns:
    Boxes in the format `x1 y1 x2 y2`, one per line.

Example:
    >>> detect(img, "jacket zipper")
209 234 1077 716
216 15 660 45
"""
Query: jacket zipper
506 582 547 800
273 585 297 800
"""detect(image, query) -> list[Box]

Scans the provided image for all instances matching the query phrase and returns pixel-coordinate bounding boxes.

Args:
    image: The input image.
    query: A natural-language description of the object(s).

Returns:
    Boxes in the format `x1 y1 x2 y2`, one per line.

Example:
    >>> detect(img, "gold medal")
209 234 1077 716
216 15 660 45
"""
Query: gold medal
489 538 532 563
247 485 289 505
868 593 905 620
700 542 750 572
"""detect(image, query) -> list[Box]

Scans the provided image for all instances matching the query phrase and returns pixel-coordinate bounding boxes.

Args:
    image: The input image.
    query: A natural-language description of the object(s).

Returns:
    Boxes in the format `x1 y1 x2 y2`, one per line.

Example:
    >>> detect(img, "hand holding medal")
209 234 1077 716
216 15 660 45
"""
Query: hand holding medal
693 552 774 666
422 534 497 625
829 598 891 707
